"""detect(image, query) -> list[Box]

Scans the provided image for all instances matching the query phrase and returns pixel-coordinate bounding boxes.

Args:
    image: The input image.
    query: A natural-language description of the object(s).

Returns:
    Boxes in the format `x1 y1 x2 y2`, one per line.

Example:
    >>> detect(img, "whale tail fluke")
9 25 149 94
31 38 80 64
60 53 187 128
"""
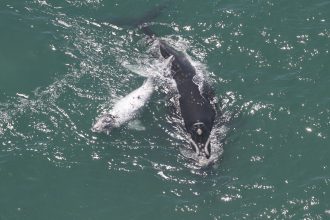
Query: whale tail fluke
98 1 170 32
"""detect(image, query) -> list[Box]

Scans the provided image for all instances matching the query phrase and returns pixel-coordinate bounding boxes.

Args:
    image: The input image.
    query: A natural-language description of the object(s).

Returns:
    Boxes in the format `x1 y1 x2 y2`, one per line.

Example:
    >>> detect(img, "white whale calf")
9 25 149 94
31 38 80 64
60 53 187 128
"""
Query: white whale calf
92 78 154 133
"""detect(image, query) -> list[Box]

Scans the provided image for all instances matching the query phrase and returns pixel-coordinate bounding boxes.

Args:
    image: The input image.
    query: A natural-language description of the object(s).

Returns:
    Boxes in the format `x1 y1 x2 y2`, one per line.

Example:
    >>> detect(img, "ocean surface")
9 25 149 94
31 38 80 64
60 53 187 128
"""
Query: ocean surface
1 0 330 219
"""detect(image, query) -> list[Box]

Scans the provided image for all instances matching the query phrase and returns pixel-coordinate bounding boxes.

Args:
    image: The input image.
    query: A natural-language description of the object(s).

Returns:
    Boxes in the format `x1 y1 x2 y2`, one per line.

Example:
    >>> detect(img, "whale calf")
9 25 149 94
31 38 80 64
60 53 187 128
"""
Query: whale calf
92 78 154 134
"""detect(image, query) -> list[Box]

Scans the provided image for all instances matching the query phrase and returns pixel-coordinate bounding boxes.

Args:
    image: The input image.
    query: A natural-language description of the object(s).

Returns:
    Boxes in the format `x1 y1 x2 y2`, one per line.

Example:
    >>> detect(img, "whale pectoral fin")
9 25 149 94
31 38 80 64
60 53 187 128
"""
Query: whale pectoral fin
127 119 146 131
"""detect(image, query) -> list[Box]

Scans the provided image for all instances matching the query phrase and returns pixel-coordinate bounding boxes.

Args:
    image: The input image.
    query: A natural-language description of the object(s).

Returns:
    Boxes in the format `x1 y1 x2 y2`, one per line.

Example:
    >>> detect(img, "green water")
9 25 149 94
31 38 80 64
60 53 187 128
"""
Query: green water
1 0 330 219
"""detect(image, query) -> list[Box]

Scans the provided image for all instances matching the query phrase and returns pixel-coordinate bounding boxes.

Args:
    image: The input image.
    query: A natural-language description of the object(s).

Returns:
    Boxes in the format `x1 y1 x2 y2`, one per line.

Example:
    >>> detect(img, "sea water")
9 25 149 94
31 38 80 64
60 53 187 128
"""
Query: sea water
1 0 330 219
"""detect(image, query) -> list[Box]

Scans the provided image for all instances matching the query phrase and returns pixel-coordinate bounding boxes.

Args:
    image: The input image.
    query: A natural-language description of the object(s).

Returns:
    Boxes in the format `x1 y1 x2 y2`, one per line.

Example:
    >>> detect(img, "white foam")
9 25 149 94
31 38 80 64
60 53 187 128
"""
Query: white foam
16 93 29 99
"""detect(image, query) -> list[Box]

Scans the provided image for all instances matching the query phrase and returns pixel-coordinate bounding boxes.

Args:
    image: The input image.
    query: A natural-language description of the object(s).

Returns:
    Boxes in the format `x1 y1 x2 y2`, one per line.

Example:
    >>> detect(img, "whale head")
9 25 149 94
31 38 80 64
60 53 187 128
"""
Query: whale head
188 122 212 159
92 114 116 134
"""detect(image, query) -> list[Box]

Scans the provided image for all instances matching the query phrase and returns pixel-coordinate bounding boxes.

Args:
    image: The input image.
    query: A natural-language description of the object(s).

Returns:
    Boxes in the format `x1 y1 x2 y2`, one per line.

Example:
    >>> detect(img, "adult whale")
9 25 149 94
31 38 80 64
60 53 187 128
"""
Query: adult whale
157 38 217 158
141 24 217 158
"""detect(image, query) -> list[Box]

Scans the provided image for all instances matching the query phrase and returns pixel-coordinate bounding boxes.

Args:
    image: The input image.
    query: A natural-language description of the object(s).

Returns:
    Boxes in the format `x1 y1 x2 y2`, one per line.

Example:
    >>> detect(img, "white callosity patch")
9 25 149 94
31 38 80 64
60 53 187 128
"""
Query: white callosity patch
92 78 154 133
180 124 227 168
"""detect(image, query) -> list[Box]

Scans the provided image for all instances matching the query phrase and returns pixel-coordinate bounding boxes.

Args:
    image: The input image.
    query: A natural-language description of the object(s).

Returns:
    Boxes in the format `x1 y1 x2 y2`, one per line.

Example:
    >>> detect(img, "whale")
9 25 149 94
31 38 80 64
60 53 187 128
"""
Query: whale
116 3 217 158
156 39 217 158
99 4 218 159
92 78 154 134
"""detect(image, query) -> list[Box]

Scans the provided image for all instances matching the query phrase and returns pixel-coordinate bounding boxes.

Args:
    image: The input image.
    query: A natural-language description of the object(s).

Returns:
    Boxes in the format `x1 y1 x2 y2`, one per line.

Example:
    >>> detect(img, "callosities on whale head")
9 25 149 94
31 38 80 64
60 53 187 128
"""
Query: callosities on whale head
188 122 212 159
91 114 116 134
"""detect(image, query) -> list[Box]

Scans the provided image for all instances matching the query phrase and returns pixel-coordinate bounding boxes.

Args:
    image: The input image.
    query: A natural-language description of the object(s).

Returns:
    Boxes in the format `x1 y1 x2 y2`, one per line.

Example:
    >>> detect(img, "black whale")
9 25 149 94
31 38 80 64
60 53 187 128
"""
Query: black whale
157 39 217 158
